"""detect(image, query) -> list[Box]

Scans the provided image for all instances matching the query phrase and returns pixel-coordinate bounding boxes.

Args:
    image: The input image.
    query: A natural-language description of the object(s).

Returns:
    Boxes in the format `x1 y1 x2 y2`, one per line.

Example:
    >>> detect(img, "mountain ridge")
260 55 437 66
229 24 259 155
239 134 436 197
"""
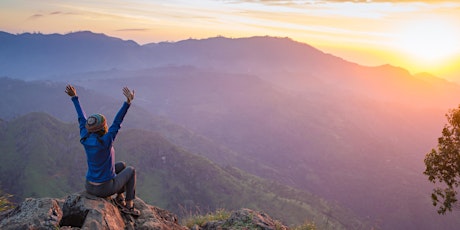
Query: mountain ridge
2 30 458 109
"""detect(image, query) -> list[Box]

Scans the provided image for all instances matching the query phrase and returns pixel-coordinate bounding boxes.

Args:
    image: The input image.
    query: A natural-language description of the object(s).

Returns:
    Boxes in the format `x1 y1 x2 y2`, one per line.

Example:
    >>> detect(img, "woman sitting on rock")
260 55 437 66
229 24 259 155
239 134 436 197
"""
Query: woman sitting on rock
65 84 140 217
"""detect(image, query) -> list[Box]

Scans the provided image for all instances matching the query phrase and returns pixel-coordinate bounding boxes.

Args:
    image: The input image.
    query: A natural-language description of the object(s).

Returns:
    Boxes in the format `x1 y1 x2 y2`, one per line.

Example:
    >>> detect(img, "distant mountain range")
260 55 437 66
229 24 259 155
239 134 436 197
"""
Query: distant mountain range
1 31 459 109
1 31 460 229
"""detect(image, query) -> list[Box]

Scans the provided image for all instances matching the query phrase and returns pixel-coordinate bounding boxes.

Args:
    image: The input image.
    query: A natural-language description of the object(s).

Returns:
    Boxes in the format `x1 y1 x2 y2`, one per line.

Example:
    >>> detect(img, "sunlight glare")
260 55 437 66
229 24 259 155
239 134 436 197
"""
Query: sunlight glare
395 18 460 64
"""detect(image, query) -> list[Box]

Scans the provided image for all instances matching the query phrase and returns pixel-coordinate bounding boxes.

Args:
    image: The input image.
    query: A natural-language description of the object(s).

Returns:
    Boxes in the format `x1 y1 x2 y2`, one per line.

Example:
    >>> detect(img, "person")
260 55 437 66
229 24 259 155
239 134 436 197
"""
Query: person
65 84 140 216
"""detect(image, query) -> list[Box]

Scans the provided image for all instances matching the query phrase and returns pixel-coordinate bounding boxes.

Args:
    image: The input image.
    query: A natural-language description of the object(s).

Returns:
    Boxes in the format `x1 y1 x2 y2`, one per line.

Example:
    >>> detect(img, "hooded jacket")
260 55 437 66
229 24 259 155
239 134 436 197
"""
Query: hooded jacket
71 96 130 183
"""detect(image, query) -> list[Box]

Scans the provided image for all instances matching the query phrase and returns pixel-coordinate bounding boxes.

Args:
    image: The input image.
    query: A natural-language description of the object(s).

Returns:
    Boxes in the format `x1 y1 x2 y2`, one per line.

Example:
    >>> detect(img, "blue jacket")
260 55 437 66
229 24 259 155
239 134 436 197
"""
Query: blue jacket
71 96 130 183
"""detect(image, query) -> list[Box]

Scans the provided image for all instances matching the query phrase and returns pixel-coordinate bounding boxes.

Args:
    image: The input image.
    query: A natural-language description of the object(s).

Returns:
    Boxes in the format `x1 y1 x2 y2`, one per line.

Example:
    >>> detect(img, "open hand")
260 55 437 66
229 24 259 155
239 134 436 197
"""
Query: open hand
123 87 135 104
65 85 77 97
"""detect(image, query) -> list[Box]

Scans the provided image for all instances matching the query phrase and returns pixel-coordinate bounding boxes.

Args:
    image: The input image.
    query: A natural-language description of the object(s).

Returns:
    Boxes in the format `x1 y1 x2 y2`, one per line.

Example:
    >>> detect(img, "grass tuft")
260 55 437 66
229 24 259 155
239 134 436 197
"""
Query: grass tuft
291 221 317 230
0 191 14 212
182 208 231 228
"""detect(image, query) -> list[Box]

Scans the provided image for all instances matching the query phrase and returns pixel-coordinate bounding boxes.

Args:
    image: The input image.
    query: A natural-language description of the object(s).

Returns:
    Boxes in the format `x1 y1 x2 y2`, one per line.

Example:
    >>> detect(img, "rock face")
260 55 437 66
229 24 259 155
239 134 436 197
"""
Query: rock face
0 197 62 230
0 192 186 230
0 193 289 230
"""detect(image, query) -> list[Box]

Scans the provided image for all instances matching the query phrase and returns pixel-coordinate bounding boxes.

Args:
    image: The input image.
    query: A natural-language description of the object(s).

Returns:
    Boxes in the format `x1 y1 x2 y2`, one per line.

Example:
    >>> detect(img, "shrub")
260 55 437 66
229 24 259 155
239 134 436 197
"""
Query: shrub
291 221 317 230
182 209 231 228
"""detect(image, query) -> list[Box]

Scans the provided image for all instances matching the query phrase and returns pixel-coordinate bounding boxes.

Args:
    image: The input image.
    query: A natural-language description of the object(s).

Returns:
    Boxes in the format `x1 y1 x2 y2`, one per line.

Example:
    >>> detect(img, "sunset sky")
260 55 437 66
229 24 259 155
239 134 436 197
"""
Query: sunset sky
1 0 460 80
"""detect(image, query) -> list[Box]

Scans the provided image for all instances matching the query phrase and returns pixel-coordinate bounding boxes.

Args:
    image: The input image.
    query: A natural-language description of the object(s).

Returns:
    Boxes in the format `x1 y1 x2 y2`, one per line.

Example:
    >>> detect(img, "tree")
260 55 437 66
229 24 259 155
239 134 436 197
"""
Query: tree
424 105 460 214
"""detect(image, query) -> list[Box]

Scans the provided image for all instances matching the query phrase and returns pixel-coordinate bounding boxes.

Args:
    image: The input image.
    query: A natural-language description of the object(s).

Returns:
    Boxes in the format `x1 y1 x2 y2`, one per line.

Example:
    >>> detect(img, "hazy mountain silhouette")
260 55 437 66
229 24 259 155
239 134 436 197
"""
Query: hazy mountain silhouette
0 31 143 79
1 31 460 229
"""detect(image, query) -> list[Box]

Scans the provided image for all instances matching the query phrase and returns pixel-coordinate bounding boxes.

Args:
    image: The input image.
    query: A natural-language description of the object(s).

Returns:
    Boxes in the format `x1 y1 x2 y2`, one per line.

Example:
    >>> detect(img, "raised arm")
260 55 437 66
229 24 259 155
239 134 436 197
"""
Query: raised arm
65 84 88 138
103 87 135 143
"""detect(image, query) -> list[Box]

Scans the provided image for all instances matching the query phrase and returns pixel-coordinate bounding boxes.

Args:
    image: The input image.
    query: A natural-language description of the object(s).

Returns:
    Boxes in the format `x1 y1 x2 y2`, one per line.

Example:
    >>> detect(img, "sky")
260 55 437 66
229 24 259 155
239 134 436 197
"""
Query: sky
1 0 460 80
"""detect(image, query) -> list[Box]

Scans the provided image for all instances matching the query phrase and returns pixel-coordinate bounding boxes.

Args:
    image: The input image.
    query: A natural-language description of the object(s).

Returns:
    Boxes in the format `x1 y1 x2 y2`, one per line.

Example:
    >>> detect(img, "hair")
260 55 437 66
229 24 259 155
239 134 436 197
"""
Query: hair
95 129 107 136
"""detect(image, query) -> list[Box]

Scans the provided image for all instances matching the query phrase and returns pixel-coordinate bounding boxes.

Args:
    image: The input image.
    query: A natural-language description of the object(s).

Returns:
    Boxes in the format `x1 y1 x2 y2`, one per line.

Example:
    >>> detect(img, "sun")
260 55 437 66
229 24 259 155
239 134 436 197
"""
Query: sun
394 18 460 65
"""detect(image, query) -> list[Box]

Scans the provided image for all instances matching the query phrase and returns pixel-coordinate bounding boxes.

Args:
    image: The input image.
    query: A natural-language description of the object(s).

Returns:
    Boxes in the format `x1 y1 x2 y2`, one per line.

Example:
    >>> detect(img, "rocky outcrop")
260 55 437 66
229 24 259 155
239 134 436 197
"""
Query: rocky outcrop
0 191 186 230
192 208 288 230
0 193 289 230
0 197 62 229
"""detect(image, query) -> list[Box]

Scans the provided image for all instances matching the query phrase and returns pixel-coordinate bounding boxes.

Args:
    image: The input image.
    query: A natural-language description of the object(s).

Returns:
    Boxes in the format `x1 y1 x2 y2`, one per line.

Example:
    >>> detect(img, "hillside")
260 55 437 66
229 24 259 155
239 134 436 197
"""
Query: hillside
0 77 276 177
0 112 369 229
1 31 460 229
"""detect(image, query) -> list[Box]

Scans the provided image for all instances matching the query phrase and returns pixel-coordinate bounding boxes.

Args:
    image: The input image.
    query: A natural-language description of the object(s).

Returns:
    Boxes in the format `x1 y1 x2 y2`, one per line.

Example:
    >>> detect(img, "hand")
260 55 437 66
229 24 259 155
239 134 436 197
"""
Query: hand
123 87 135 104
65 85 77 97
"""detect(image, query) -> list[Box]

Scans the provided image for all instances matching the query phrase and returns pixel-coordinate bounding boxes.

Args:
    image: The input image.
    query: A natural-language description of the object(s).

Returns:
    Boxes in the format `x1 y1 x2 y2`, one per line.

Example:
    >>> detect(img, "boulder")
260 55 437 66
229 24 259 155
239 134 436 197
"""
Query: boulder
123 197 187 230
60 192 125 229
0 197 63 230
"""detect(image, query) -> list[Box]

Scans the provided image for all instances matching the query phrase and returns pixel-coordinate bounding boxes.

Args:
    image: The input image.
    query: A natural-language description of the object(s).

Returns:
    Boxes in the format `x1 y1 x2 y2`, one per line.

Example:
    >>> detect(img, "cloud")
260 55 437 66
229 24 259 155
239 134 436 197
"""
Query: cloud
116 28 150 32
28 14 44 20
27 11 78 21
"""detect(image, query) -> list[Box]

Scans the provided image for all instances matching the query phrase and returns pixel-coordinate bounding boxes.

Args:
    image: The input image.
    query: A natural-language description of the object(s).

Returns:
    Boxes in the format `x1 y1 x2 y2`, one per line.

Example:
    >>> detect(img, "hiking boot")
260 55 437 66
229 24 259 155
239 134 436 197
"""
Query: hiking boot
122 206 141 217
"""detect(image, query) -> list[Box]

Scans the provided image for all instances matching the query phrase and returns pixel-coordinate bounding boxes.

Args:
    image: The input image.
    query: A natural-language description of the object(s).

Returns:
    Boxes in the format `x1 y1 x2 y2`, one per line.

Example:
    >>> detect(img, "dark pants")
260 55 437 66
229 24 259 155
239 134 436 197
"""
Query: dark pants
85 161 136 201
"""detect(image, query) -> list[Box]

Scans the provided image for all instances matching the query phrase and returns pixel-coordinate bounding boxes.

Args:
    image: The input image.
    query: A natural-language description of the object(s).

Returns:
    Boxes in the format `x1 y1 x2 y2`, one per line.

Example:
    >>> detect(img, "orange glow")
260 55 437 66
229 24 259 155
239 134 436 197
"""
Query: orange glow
390 17 460 73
